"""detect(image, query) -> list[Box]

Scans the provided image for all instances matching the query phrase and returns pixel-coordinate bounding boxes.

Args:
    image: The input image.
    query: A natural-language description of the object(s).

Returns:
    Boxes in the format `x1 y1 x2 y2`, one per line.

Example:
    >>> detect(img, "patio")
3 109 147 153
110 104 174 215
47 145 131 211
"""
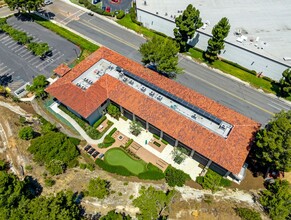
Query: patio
148 138 167 153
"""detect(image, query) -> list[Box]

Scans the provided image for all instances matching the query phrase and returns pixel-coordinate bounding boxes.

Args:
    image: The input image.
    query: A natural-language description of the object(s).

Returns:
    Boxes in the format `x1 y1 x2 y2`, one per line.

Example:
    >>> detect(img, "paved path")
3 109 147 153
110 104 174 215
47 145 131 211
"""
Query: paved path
0 101 27 116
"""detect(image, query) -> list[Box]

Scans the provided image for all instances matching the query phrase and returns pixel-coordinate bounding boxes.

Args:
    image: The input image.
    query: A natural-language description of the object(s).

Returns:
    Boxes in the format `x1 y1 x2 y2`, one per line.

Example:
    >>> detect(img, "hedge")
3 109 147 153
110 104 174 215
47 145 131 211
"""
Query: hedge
153 134 160 140
129 4 142 26
138 170 165 180
95 159 133 176
93 115 106 129
221 58 257 76
108 127 117 136
161 139 168 145
124 139 133 148
116 10 125 19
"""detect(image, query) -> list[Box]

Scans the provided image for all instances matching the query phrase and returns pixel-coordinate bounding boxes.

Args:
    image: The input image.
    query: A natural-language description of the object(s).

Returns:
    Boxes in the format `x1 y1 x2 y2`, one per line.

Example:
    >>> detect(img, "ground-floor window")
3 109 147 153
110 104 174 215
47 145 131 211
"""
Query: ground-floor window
209 163 228 176
193 152 209 166
135 115 146 129
163 132 176 146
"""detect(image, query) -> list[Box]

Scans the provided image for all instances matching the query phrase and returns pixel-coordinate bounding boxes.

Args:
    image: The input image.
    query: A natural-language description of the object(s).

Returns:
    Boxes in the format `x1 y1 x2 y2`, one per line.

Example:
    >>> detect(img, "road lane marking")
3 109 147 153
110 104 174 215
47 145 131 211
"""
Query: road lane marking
78 19 139 50
184 70 275 116
268 103 283 111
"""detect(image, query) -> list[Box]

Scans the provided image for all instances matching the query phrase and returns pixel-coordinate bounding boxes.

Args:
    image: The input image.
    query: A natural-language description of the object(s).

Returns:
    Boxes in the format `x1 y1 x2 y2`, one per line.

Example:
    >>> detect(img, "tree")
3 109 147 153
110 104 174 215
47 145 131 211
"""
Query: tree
205 17 231 62
18 126 34 140
107 104 121 119
279 68 291 97
173 4 203 52
133 186 175 219
254 110 291 172
4 0 43 13
88 177 110 199
27 42 50 57
139 36 180 77
165 165 190 187
45 159 65 175
100 210 131 220
235 207 262 220
26 75 48 99
259 180 291 220
129 121 142 136
171 147 188 164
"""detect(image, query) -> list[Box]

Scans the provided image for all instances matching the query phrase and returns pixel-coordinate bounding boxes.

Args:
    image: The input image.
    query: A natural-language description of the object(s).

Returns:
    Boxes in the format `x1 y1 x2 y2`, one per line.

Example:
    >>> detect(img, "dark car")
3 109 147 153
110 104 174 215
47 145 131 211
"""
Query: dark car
92 151 100 158
98 153 104 159
84 145 91 151
88 148 95 155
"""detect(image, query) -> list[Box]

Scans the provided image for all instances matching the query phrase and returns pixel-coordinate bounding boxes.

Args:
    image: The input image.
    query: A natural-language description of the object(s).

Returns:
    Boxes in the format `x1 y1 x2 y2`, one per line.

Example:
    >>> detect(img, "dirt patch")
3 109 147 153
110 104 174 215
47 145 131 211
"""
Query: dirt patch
230 169 265 190
17 101 36 115
283 172 291 183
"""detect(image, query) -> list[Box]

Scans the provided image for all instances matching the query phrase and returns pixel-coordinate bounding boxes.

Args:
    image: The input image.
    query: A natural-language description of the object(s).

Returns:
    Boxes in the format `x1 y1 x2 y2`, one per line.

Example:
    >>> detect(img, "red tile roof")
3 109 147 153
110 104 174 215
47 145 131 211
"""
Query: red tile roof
46 47 260 174
54 64 71 77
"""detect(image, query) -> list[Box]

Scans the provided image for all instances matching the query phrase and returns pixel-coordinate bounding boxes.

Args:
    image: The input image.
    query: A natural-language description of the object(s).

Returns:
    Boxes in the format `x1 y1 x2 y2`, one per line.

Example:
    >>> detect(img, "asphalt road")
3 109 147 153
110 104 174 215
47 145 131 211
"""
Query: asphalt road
42 0 291 124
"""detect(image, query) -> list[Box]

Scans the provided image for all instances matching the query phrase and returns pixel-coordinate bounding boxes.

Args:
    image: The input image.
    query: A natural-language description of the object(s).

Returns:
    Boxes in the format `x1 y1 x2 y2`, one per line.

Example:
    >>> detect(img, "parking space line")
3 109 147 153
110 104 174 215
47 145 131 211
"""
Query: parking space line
31 58 43 66
35 51 61 68
25 54 39 62
2 37 12 44
1 68 11 76
0 66 7 72
39 54 64 71
18 49 29 56
0 35 9 42
5 40 16 46
20 50 32 57
10 44 22 51
7 41 18 48
14 46 26 53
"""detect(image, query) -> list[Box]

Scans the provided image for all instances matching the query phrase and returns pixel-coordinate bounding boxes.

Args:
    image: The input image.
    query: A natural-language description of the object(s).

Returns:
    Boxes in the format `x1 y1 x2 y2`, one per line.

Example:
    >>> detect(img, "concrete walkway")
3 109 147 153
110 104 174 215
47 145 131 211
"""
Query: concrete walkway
49 102 112 145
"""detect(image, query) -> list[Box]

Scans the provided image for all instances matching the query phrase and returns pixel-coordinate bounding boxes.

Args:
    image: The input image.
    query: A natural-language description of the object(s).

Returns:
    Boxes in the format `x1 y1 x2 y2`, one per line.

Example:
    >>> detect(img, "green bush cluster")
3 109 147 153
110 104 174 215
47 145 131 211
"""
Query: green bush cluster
161 139 168 145
235 207 261 220
153 141 161 147
98 127 117 148
18 126 35 140
153 134 160 140
116 10 125 19
221 58 257 76
129 3 142 26
0 19 49 57
124 139 133 148
44 178 56 187
165 165 191 187
93 115 106 129
196 169 231 192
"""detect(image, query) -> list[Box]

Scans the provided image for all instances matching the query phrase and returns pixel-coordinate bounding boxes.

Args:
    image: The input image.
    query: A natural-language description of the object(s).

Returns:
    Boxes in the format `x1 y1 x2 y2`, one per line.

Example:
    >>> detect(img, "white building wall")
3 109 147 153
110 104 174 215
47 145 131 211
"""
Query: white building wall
136 9 290 81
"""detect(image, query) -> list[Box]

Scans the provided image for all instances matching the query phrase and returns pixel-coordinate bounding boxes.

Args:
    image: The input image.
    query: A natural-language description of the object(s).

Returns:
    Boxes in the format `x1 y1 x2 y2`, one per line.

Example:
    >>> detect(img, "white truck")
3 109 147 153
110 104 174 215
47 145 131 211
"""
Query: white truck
44 0 53 5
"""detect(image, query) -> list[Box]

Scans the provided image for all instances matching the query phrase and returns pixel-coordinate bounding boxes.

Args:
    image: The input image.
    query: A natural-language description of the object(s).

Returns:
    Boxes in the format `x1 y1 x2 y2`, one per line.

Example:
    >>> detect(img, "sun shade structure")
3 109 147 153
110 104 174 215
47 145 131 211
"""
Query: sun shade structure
46 47 260 179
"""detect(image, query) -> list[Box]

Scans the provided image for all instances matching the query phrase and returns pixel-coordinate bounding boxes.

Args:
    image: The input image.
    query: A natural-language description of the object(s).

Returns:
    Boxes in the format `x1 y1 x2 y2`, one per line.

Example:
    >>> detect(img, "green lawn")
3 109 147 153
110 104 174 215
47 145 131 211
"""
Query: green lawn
116 14 155 39
104 148 146 175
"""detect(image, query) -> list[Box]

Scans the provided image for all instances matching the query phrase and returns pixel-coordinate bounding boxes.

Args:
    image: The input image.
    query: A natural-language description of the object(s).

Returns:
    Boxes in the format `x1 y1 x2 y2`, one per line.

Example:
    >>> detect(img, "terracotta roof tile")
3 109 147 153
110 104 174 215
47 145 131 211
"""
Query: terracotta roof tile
53 63 71 77
46 47 260 174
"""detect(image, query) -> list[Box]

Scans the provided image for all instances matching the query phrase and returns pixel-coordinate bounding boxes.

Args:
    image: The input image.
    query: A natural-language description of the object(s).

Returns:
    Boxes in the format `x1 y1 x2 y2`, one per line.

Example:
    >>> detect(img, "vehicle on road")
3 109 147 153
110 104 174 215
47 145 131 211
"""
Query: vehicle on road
44 0 53 5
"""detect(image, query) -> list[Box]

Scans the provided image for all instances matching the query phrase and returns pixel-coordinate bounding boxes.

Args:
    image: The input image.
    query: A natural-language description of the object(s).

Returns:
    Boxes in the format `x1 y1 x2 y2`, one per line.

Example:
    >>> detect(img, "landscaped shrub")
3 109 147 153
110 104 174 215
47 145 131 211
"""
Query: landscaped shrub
165 165 191 187
153 134 160 140
93 115 106 129
129 4 142 26
108 127 117 136
116 10 125 19
124 139 133 148
95 159 133 176
138 170 165 180
221 58 258 75
85 126 101 139
153 141 161 147
220 177 232 187
161 139 168 145
262 76 274 82
235 207 261 220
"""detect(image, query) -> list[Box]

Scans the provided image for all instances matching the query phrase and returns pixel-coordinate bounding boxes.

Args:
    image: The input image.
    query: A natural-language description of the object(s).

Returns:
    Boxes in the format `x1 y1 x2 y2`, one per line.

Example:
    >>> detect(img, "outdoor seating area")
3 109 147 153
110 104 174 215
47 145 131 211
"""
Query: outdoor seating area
96 118 109 132
148 138 167 153
111 130 130 147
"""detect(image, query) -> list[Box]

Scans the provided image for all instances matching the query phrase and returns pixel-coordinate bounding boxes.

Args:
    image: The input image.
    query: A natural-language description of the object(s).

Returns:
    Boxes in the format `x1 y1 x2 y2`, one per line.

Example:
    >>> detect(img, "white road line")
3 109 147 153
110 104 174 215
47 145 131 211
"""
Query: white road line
0 66 7 72
31 58 43 66
5 40 16 46
0 35 9 42
25 54 39 62
20 50 32 58
7 41 18 48
10 44 22 51
268 103 283 111
39 54 64 71
1 68 11 75
2 38 12 44
36 51 61 68
18 49 29 56
60 9 83 25
14 46 26 53
269 100 290 110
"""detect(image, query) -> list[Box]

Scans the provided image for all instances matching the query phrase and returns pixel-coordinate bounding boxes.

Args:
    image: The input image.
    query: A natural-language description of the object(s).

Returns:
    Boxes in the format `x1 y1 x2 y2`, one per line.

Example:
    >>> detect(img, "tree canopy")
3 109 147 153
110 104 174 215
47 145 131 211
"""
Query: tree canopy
18 126 34 140
260 180 291 220
165 165 190 187
254 110 291 172
4 0 43 13
28 131 80 175
139 35 180 77
107 104 121 119
205 17 230 62
129 121 142 136
88 177 110 199
26 75 49 99
173 4 203 52
279 69 291 97
100 210 131 220
133 186 175 220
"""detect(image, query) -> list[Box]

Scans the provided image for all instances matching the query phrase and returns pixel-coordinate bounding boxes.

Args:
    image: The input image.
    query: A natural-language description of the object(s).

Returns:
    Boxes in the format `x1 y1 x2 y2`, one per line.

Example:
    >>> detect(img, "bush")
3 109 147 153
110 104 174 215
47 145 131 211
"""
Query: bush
129 5 142 26
79 163 86 169
125 139 133 148
95 159 133 176
153 134 160 140
161 139 168 145
107 104 121 119
86 163 95 171
165 165 190 187
18 126 34 140
116 10 125 19
153 141 161 147
138 171 165 180
262 76 274 82
220 178 231 187
93 115 106 129
88 177 110 199
45 178 56 187
25 165 33 171
108 127 117 136
235 207 261 220
85 126 101 139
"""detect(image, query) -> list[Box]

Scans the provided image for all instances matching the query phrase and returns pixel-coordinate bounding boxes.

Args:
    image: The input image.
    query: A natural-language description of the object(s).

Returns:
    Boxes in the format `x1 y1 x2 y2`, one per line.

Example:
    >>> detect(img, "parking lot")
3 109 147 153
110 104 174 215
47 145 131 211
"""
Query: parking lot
0 15 80 95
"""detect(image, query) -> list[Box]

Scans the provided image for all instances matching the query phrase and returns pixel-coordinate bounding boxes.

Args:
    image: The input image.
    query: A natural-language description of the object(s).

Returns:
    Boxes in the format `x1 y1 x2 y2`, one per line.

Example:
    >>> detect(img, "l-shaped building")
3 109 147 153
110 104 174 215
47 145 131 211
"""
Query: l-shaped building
46 47 260 182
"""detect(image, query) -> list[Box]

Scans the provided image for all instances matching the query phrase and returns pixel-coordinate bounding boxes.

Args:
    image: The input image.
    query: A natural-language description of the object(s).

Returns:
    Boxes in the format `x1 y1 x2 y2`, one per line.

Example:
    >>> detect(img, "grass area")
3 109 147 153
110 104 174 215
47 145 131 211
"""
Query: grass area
187 48 282 96
116 14 155 39
104 148 146 175
24 13 99 62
